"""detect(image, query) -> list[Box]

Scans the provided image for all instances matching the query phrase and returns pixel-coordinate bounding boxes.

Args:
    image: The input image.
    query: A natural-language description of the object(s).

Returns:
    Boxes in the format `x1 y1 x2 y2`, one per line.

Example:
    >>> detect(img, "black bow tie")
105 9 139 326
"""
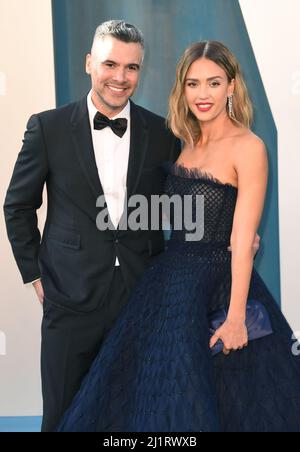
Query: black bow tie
93 111 128 138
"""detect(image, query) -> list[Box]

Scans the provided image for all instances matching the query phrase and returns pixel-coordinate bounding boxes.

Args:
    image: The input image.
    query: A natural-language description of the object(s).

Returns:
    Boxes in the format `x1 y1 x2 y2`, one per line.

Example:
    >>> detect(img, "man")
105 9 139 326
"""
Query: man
3 20 181 431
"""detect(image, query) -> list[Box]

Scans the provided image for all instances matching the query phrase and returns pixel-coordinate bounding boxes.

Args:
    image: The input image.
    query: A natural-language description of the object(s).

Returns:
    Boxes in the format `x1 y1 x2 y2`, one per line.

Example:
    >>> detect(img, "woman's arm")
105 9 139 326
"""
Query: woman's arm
210 135 268 353
228 136 268 321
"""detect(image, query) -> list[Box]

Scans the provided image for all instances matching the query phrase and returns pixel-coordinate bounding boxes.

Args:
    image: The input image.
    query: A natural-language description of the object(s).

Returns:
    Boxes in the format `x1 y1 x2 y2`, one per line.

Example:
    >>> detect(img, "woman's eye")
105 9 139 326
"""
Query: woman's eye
187 82 197 87
210 82 220 87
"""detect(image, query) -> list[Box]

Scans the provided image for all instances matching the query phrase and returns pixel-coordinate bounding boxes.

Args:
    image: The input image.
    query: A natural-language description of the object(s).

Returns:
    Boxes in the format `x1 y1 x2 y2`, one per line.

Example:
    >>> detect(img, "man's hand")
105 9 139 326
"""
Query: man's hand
228 233 261 256
32 279 44 304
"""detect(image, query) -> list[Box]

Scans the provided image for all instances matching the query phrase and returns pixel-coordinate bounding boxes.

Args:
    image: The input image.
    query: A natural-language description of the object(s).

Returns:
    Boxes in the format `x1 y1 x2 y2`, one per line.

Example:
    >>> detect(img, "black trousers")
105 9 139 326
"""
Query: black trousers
40 267 129 432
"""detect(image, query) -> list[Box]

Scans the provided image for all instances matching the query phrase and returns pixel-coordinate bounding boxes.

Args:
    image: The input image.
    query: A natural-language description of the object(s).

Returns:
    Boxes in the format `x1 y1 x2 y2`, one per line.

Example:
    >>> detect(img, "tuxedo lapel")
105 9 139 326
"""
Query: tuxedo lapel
69 98 149 229
70 97 104 200
126 101 149 199
70 98 149 202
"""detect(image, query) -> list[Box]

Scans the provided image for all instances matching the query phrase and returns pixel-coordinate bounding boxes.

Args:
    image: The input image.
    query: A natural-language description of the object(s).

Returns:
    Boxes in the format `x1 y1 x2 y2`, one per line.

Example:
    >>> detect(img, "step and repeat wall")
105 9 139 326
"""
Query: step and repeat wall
0 0 299 418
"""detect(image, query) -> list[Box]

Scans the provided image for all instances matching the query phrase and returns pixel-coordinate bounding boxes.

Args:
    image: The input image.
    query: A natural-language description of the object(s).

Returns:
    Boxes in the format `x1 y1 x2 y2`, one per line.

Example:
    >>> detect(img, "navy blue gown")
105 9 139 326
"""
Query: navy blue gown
57 161 300 432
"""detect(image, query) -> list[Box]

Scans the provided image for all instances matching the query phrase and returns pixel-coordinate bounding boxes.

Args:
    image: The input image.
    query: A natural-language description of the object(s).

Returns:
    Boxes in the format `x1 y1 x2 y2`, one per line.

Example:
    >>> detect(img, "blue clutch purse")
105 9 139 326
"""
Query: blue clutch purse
208 299 273 356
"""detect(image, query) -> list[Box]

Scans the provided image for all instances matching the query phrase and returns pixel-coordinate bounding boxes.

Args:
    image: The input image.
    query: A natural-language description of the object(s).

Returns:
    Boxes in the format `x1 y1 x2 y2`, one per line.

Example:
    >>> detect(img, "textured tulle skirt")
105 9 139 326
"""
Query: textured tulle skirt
57 241 300 432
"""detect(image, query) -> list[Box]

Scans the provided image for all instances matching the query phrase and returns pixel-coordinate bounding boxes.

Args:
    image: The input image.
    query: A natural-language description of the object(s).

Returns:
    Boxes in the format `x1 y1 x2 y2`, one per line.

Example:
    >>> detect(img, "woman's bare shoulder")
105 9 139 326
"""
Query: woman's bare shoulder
230 129 268 179
231 128 267 157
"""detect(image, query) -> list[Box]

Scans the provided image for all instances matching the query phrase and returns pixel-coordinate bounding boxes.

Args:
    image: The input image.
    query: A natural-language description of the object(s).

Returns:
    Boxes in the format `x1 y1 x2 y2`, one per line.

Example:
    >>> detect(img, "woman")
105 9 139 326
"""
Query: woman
57 41 300 432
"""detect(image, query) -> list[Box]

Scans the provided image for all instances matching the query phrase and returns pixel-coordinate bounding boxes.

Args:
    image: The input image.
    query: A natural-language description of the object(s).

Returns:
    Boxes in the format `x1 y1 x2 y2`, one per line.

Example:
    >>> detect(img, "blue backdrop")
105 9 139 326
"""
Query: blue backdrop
51 0 280 304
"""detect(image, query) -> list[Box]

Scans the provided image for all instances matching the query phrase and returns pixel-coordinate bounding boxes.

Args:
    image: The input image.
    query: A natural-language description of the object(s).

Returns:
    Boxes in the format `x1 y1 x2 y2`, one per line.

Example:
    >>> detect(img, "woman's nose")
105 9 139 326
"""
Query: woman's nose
198 86 210 99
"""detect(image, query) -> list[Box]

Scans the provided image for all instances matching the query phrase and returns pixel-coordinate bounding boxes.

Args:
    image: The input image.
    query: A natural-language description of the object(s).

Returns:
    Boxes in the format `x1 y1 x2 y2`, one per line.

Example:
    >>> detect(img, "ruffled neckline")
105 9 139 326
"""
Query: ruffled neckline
162 161 238 191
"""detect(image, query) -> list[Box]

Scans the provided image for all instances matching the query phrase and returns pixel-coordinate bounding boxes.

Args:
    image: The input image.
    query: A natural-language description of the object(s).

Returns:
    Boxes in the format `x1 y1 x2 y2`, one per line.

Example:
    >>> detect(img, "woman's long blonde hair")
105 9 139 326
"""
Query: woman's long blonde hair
167 41 253 147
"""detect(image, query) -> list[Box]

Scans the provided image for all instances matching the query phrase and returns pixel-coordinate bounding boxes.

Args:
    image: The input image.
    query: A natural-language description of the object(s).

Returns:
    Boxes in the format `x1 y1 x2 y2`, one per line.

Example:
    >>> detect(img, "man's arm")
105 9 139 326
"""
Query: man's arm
3 114 48 284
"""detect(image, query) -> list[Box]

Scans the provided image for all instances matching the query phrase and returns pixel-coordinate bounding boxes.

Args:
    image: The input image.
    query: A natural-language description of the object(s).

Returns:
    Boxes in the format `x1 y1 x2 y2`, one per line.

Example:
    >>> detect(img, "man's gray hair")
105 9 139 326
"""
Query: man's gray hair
92 20 145 49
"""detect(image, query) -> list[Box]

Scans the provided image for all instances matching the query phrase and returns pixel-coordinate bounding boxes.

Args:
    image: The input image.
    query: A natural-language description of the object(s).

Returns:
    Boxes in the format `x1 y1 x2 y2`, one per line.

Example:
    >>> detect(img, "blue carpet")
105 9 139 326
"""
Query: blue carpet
0 417 42 432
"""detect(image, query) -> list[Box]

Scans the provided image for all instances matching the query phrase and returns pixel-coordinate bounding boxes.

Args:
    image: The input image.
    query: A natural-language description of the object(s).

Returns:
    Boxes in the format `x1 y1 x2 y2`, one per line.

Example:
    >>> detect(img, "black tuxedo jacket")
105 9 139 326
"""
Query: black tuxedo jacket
4 97 181 312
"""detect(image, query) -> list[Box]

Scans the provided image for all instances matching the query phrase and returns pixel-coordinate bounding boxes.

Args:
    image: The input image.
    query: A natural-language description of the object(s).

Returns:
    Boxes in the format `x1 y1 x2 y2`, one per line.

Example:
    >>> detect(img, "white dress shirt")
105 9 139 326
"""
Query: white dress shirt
87 91 131 266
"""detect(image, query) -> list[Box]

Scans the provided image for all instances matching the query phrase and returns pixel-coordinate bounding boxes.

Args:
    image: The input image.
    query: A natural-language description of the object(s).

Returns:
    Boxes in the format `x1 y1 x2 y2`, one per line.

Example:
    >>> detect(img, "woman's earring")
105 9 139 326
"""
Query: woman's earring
228 94 235 119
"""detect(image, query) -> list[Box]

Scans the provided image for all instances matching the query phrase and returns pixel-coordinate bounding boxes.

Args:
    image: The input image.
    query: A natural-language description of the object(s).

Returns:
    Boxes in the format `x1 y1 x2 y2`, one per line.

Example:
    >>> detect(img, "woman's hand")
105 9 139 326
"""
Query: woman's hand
210 317 248 355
